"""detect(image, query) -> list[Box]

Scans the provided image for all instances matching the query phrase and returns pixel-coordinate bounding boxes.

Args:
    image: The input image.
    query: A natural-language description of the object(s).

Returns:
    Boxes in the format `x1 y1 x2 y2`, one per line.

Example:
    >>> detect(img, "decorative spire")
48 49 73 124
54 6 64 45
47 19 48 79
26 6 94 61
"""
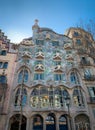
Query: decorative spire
35 19 39 25
32 19 39 30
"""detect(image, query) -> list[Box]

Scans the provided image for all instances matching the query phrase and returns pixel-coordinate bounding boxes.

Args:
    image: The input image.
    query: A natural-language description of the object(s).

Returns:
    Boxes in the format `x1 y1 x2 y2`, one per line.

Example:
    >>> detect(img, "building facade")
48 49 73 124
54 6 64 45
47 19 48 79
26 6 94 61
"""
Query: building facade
0 20 95 130
0 30 17 130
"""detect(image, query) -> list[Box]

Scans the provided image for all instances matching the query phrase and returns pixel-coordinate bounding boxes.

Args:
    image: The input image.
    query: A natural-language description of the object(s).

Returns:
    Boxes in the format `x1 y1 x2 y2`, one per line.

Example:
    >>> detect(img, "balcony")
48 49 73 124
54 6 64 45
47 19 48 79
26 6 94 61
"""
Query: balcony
64 43 72 49
84 75 95 81
65 54 74 61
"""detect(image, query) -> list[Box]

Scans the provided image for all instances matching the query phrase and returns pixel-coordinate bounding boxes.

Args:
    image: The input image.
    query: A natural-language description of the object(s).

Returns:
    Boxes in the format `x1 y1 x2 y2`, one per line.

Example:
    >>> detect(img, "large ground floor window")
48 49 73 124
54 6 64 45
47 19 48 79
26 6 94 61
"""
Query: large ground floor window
9 114 26 130
75 114 90 130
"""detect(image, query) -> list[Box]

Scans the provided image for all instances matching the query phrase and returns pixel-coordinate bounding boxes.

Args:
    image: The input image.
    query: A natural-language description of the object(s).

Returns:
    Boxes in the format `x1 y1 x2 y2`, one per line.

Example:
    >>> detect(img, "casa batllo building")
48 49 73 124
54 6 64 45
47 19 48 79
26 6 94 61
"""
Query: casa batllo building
0 20 95 130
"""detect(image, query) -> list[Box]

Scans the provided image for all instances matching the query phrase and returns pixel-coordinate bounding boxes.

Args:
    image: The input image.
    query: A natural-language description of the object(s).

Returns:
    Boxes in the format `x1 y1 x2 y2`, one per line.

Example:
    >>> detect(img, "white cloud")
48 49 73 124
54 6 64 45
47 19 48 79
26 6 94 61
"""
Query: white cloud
6 30 31 44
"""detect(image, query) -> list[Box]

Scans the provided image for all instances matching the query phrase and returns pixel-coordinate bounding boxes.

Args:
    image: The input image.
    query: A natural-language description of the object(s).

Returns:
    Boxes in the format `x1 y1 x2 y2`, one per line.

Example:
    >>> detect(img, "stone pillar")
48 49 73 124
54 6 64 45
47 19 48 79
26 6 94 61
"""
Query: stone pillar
67 116 70 130
30 118 33 130
72 117 76 130
43 116 46 130
26 117 30 130
56 115 59 130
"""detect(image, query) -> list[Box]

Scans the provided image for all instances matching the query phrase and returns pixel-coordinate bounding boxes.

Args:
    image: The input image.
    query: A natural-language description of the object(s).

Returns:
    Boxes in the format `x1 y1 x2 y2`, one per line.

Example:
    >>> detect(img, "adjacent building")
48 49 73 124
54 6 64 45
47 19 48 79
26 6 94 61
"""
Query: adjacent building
0 30 17 130
0 20 95 130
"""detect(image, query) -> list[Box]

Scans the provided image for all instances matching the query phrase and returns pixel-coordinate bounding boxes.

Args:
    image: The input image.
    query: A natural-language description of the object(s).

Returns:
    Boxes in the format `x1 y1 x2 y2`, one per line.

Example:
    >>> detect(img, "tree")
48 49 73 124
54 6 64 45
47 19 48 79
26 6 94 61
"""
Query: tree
76 19 95 40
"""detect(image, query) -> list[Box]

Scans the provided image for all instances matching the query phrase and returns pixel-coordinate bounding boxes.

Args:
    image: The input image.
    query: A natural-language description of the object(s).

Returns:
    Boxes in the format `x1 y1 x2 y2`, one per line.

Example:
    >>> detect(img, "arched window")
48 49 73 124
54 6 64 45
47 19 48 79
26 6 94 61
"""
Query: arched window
75 114 90 130
15 88 27 107
9 114 27 130
18 69 28 83
70 71 80 84
33 115 43 130
54 88 61 108
30 89 39 108
46 113 56 130
62 90 70 108
40 87 48 108
73 88 84 107
59 115 68 130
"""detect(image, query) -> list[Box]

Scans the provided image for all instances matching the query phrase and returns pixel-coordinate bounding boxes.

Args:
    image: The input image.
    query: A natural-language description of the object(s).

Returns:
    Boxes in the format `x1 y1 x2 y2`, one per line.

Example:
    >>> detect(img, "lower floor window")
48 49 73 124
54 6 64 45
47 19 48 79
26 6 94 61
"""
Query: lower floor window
54 74 62 81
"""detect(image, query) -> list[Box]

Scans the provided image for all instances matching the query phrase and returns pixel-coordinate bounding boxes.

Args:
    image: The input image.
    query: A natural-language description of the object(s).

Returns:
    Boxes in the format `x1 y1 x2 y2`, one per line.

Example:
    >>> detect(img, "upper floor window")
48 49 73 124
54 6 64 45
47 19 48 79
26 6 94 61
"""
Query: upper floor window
14 88 27 107
76 39 81 45
36 40 44 46
0 50 7 56
18 70 28 83
3 62 8 69
73 31 79 36
52 41 59 47
0 62 8 69
88 87 95 98
70 71 80 84
34 73 44 80
84 68 92 77
0 75 7 83
54 61 61 66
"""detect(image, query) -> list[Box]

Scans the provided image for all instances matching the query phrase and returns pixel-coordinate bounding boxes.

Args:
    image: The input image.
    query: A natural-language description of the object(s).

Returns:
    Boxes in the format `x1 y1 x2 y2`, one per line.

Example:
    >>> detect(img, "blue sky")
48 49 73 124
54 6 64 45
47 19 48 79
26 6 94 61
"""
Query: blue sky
0 0 95 43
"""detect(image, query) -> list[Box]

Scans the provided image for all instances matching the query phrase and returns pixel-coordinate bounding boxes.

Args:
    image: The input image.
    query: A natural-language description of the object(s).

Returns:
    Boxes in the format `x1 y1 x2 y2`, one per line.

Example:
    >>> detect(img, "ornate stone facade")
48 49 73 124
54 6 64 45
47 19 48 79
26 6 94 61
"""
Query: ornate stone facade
0 20 95 130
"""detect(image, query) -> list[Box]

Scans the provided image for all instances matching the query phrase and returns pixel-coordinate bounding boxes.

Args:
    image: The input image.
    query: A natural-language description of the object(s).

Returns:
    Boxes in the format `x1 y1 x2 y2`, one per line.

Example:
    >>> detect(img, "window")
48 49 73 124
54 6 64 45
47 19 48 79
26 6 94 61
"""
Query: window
30 87 70 109
70 71 80 84
15 88 27 107
54 74 63 81
0 62 3 68
34 73 44 80
73 88 84 107
0 75 7 83
18 70 28 83
88 87 95 97
54 61 61 65
76 39 81 45
35 60 43 65
66 50 72 54
3 62 8 69
1 50 7 55
36 40 44 46
52 41 59 46
73 31 79 36
84 68 91 78
0 62 8 69
30 89 39 107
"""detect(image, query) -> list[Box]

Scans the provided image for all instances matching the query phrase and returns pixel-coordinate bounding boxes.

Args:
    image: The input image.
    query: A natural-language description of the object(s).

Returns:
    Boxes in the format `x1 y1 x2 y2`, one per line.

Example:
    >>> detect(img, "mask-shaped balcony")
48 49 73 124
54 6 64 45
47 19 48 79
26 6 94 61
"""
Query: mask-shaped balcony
35 64 44 71
54 65 63 73
35 51 44 59
53 52 62 60
65 54 74 61
64 43 72 49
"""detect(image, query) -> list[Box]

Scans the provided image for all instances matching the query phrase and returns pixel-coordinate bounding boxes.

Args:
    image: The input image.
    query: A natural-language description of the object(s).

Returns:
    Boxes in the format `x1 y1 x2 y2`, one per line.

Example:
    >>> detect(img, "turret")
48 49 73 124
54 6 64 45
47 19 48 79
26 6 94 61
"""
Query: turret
32 19 39 38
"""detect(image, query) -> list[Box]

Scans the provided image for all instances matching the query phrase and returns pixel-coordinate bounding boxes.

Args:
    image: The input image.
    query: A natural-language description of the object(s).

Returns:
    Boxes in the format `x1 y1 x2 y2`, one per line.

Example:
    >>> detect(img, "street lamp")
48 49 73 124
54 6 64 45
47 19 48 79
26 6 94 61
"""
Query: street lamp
18 51 31 130
65 96 72 130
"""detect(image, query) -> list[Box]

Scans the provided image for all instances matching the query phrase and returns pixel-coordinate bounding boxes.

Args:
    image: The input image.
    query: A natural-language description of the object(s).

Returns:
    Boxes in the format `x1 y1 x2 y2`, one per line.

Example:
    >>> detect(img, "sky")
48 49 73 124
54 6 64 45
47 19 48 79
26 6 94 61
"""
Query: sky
0 0 95 43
